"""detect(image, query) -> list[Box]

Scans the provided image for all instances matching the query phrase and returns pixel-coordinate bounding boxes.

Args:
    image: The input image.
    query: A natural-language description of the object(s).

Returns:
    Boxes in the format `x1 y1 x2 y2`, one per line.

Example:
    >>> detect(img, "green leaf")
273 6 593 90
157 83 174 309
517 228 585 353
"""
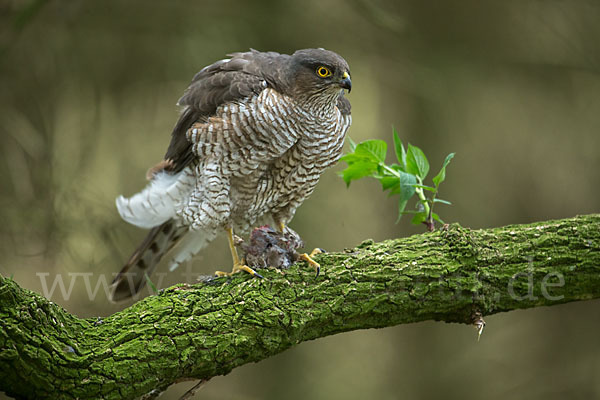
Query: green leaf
441 152 455 169
411 211 428 225
380 176 400 191
354 139 387 163
340 152 368 164
394 171 417 222
396 198 408 223
145 272 158 295
340 160 379 187
398 171 417 201
432 152 455 187
433 198 452 205
389 163 405 173
406 144 429 180
392 128 407 168
339 141 387 187
431 212 444 224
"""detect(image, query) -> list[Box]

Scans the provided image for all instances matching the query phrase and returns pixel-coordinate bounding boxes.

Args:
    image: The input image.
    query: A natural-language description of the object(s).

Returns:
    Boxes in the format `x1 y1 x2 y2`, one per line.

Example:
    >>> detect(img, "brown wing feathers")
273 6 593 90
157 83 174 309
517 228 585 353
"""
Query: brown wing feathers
162 50 286 175
162 106 198 174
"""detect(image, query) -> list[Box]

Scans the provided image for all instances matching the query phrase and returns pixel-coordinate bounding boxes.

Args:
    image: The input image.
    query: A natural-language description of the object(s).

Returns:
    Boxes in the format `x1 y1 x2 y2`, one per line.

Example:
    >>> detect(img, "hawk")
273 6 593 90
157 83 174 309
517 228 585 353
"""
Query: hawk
111 48 352 300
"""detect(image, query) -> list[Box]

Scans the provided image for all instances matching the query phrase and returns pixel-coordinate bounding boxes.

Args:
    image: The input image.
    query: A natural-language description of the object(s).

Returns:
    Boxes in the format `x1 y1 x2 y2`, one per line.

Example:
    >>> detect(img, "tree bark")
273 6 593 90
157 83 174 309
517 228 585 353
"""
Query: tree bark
1 214 599 399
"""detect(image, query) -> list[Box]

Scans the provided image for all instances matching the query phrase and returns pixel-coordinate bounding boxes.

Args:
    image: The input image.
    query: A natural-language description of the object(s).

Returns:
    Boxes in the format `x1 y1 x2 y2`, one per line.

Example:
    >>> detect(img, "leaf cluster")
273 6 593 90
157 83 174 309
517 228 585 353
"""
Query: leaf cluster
340 128 454 231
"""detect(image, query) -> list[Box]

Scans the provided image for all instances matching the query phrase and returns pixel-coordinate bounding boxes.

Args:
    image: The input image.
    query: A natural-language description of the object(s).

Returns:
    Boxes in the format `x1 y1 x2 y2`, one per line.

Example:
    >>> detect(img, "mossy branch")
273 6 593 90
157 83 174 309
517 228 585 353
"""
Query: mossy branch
1 215 599 399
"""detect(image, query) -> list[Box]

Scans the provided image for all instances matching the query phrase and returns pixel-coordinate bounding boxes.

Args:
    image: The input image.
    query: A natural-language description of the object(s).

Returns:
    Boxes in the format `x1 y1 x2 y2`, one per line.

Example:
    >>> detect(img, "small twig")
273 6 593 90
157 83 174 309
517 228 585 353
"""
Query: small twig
471 311 486 342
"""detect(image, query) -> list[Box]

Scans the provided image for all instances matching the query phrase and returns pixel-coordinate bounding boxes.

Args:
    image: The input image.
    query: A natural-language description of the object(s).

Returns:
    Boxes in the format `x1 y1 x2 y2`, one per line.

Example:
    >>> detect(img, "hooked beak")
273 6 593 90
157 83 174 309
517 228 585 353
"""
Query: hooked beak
340 71 352 92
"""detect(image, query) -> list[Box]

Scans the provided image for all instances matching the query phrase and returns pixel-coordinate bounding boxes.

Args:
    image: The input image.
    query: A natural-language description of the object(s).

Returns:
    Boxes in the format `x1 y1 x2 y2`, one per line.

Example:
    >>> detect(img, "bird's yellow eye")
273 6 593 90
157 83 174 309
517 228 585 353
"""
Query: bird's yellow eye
316 66 332 78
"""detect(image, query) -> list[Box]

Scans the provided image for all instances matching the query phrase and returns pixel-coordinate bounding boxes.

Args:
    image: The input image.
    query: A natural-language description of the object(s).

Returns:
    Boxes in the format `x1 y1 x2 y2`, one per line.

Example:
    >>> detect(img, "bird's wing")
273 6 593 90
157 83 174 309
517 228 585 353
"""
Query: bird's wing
337 94 351 116
163 50 290 174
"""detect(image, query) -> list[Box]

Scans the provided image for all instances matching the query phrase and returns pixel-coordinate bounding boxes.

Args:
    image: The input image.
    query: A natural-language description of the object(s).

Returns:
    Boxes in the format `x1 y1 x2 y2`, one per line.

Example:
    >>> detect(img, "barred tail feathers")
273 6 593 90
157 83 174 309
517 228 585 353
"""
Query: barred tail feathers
111 221 216 301
111 220 184 301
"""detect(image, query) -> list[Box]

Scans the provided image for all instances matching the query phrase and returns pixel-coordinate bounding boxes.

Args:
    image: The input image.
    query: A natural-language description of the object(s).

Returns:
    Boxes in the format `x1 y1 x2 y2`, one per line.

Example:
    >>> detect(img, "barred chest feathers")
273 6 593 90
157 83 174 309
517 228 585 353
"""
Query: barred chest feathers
185 88 350 231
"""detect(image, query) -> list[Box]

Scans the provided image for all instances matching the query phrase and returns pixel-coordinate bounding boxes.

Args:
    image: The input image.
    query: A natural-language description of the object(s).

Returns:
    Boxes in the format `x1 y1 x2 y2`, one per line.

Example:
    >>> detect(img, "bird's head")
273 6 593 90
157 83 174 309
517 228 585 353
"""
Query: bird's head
289 48 351 104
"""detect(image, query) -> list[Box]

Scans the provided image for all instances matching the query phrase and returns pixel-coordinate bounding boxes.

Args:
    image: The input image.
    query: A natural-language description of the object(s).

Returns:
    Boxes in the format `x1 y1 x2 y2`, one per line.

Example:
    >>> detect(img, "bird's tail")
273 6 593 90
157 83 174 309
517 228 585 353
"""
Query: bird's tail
111 220 217 301
111 220 186 301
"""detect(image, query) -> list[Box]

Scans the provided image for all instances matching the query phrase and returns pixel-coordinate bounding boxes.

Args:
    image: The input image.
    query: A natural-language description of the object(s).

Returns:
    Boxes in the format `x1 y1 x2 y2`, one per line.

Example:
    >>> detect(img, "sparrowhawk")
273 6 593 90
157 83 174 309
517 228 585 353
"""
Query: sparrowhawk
111 48 352 300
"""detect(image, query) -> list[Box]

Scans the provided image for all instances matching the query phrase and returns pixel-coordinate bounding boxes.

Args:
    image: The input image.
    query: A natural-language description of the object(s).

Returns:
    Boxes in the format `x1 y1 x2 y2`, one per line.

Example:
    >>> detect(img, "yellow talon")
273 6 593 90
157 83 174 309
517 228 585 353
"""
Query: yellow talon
309 248 323 257
299 250 321 277
215 226 263 278
215 263 263 279
277 222 322 277
234 263 263 278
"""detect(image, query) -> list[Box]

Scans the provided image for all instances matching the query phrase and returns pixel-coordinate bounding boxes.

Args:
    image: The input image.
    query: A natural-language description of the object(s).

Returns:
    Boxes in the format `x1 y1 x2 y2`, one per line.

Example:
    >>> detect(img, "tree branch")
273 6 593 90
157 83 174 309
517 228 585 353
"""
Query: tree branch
1 214 599 399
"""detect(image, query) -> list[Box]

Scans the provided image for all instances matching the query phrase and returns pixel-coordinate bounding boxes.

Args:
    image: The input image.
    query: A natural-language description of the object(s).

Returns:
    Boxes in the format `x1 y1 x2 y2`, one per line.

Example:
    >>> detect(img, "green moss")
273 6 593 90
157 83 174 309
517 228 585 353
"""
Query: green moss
1 215 600 399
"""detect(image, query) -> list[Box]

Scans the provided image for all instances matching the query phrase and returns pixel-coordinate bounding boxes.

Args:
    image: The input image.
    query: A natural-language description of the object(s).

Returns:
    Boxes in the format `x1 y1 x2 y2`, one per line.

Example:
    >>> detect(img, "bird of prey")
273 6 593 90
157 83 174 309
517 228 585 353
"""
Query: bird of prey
111 48 352 301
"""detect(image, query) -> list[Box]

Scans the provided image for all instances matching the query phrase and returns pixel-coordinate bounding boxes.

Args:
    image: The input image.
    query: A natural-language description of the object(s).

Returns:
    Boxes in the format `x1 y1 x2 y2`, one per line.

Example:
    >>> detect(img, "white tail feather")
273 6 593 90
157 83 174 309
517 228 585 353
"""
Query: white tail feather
168 229 217 271
116 169 194 229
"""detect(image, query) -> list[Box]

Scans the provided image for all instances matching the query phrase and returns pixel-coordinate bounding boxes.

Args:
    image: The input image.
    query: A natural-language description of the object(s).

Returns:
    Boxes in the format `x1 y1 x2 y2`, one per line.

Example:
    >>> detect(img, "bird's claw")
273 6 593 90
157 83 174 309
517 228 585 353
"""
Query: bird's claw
310 248 325 256
215 263 263 279
236 264 264 279
299 249 322 277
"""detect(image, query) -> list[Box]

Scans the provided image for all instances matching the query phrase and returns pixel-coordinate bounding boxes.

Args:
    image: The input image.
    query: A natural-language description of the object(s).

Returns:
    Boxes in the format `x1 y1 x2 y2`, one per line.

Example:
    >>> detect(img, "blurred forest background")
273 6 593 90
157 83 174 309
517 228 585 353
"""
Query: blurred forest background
1 0 599 399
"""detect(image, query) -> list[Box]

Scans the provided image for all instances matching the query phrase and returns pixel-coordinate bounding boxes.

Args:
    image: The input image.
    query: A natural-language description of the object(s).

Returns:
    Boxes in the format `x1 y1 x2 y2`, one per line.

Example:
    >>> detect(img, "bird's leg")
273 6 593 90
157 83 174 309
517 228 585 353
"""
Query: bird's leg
277 222 321 277
215 227 263 278
278 221 286 234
